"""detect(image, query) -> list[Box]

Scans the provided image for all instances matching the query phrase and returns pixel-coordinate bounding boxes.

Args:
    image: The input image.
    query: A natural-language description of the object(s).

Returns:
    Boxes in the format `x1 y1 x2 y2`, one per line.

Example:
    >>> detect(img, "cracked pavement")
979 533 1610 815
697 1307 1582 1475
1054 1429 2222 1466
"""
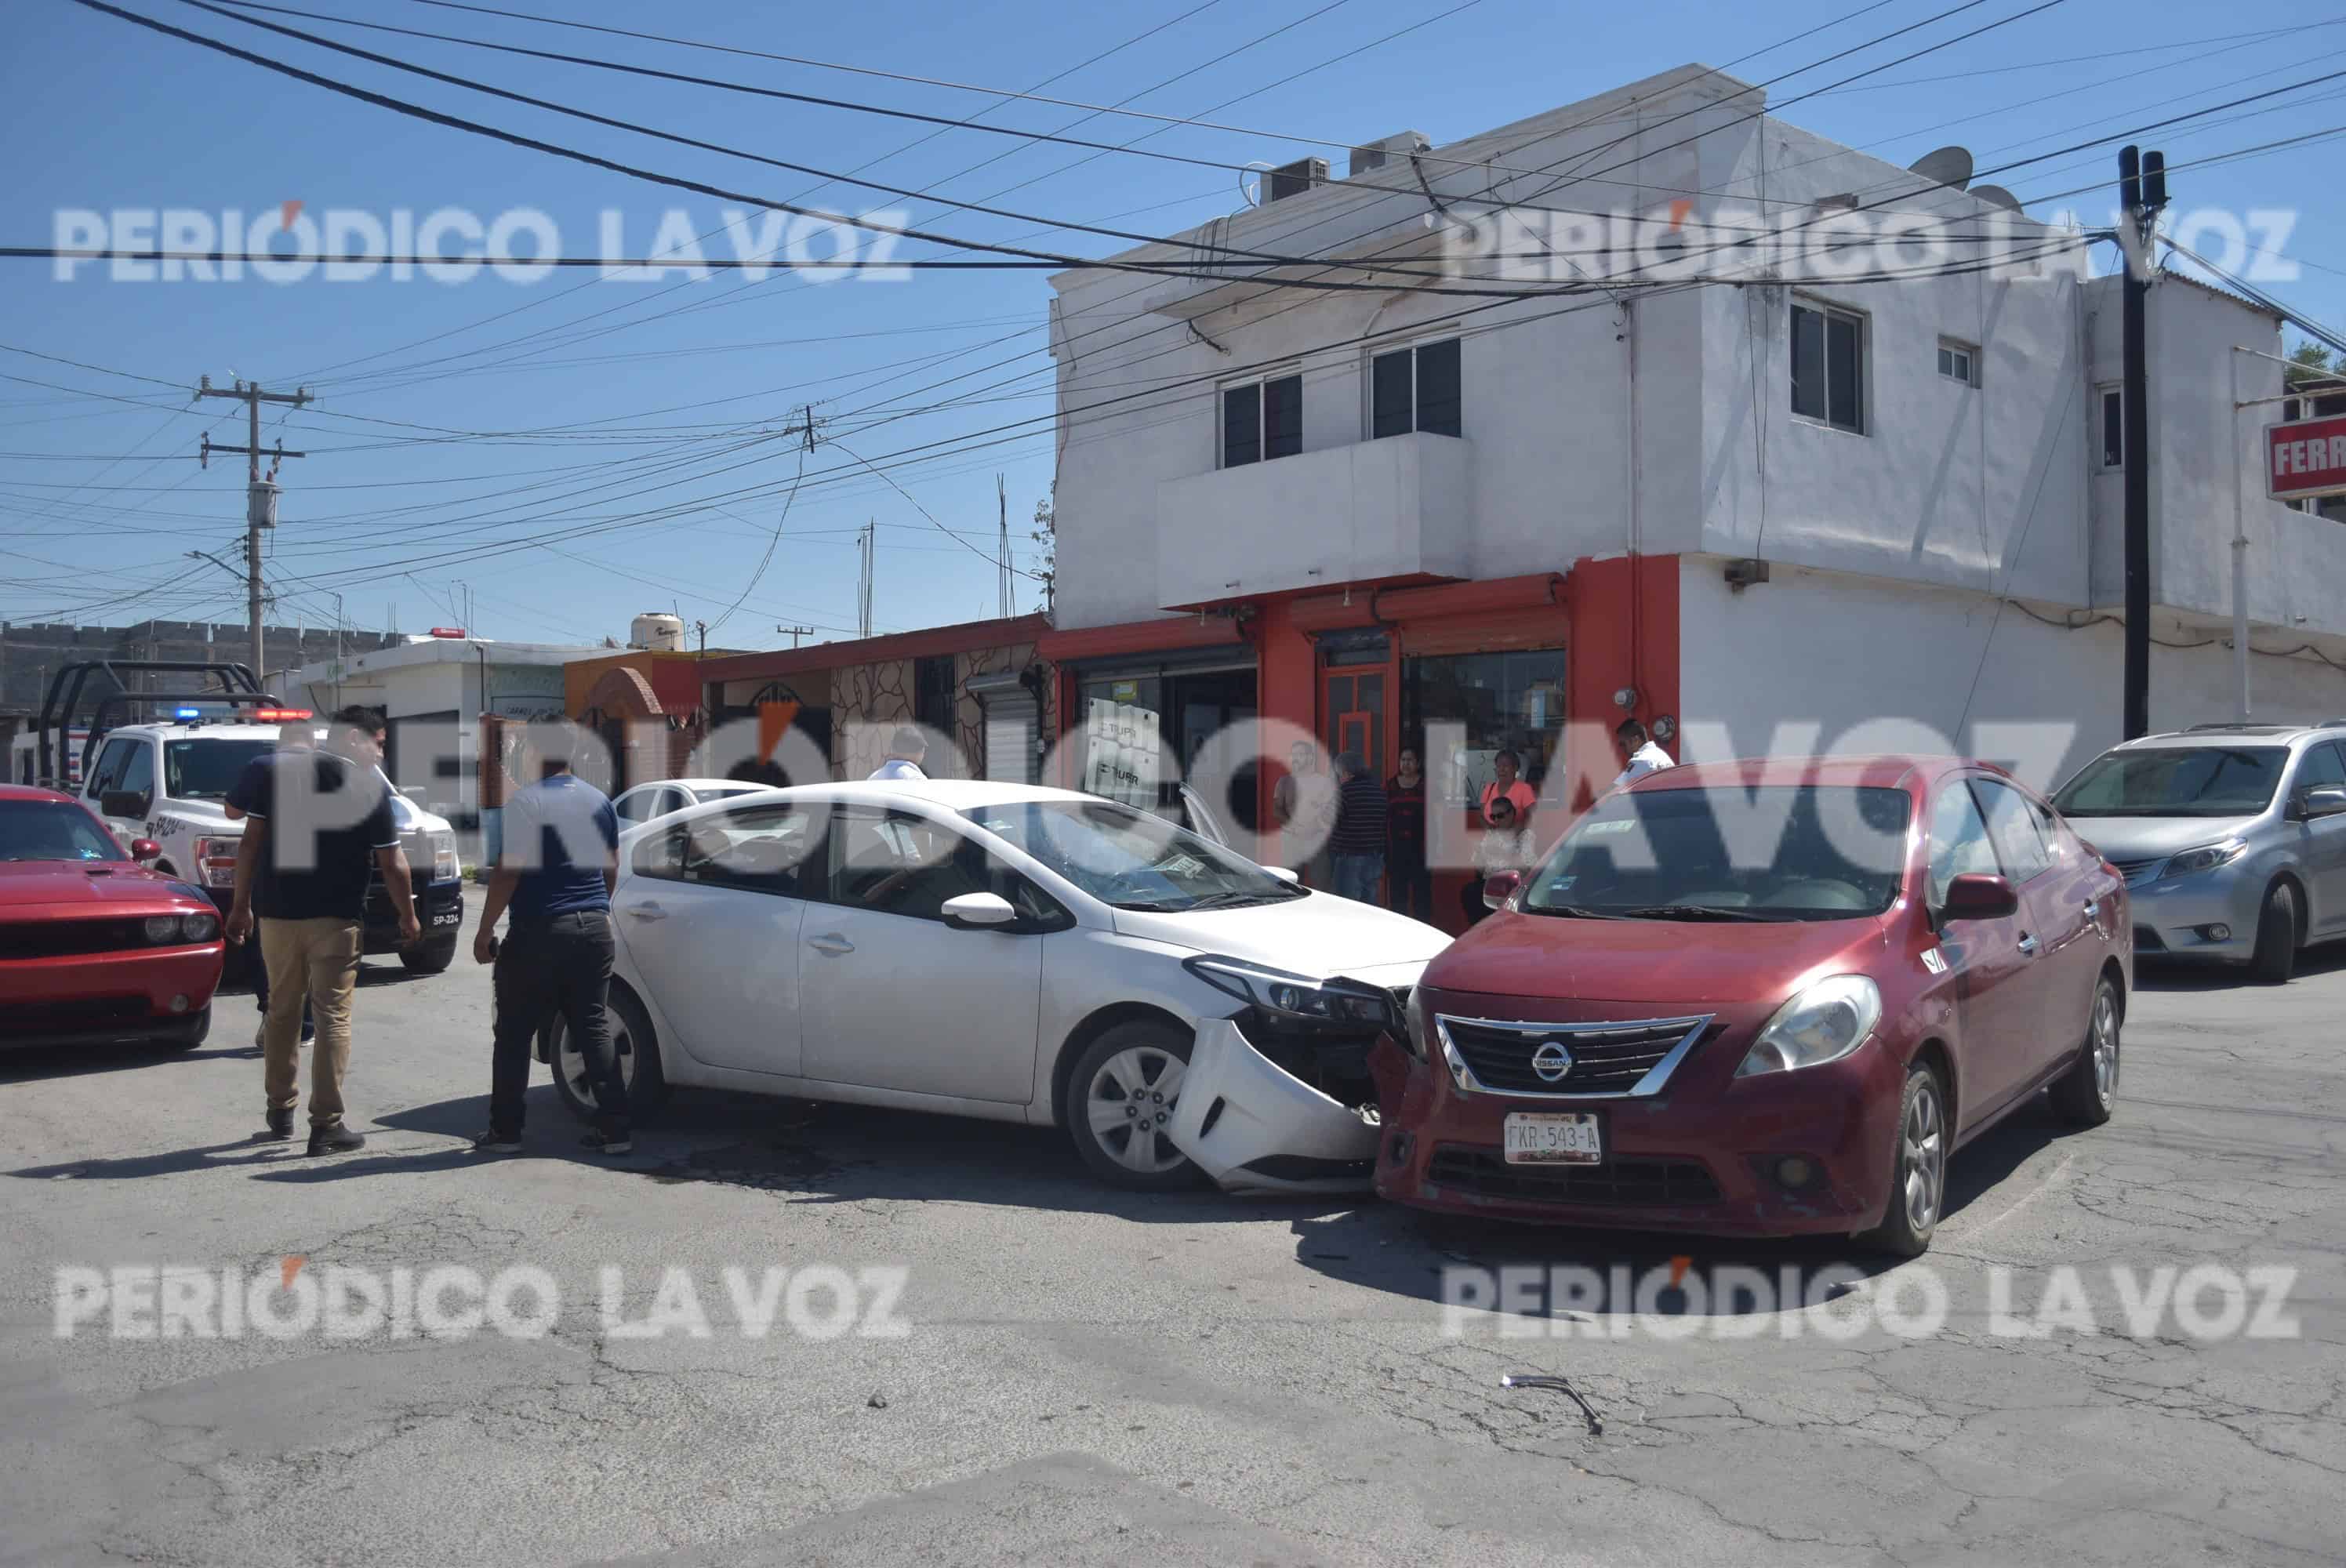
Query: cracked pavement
2 890 2340 1566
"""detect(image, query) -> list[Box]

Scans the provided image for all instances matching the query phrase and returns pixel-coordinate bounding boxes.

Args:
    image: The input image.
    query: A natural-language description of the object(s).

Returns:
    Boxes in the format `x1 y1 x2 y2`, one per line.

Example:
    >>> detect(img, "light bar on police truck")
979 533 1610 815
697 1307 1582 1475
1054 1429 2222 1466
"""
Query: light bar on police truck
252 707 311 722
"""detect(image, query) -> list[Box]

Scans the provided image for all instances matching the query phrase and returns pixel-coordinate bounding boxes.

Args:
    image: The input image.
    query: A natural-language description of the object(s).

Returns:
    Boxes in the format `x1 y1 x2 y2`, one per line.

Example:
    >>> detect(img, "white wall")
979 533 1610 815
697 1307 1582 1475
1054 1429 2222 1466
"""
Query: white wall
1679 557 2346 792
1050 68 2083 632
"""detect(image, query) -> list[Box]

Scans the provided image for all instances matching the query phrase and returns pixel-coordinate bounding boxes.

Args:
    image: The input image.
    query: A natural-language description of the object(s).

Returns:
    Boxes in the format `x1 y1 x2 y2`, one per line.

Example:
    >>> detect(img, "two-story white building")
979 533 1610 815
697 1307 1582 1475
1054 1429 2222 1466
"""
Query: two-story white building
1039 63 2346 910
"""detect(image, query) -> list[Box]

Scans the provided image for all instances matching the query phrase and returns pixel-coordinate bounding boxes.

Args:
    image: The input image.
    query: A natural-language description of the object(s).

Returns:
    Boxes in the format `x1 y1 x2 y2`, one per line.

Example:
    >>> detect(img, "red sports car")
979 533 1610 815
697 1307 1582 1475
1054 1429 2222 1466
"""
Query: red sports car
1371 757 2129 1256
0 786 223 1050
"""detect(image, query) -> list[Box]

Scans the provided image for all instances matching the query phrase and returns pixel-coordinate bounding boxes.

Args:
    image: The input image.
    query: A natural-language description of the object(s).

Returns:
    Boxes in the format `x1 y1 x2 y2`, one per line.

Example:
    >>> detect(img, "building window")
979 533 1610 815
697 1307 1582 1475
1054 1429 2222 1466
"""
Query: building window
2098 387 2123 469
1220 372 1302 467
1937 338 1978 387
1400 649 1567 809
1371 337 1463 439
1790 300 1865 434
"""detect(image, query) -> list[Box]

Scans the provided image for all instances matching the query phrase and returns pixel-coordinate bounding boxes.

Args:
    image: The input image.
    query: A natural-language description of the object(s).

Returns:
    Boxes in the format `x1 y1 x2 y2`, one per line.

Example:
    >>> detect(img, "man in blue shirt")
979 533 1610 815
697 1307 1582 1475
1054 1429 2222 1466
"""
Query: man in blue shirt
471 717 630 1156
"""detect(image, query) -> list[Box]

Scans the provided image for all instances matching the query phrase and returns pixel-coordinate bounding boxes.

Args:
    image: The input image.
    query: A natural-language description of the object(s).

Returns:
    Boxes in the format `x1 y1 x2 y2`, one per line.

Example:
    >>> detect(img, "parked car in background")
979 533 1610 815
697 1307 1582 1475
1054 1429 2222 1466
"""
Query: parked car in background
2052 721 2346 982
1374 757 2128 1256
542 781 1447 1190
611 778 771 827
0 786 223 1050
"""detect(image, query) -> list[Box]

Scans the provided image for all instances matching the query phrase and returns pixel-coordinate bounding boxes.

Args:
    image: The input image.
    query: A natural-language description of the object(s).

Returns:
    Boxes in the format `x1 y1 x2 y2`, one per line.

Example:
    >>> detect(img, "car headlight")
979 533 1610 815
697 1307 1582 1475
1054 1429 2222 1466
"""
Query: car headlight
1400 986 1431 1060
1184 956 1397 1030
1735 975 1883 1077
180 911 219 942
428 829 459 882
2160 839 2249 879
143 914 184 944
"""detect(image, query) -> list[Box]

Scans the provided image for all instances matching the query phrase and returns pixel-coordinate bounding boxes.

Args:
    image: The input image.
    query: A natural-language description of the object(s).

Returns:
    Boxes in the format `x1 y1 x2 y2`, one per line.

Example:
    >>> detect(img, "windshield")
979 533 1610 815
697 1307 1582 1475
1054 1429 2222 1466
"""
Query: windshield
1520 785 1913 921
2053 747 2287 818
964 798 1304 912
0 800 126 863
165 739 274 800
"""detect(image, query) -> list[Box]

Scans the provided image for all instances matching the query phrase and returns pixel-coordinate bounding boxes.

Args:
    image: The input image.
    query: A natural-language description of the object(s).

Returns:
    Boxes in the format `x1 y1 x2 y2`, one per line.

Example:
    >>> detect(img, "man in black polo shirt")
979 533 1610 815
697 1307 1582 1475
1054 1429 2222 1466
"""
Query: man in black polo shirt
225 706 420 1155
470 716 630 1156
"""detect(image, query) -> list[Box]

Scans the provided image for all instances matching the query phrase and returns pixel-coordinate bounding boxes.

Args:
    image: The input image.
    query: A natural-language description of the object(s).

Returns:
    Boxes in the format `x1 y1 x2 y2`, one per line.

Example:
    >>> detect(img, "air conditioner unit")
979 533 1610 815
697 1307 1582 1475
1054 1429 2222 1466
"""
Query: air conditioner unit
1347 131 1430 179
1263 157 1329 203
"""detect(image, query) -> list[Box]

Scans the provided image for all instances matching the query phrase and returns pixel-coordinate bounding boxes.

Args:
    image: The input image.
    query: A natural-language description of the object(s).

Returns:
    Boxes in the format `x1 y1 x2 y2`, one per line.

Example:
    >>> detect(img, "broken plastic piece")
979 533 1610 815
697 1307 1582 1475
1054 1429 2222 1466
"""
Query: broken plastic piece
1500 1373 1604 1435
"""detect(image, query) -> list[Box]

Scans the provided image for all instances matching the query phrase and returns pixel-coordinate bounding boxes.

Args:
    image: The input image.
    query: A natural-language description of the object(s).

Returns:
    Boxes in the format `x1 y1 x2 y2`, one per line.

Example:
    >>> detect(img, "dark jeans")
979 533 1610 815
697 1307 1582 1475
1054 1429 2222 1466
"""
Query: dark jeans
1386 860 1433 922
1460 880 1494 927
490 910 625 1138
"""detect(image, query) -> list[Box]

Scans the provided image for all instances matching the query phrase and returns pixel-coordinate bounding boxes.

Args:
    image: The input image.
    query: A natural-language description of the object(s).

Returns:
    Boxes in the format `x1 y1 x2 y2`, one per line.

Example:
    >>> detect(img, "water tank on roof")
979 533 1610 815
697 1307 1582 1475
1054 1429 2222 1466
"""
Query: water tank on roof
630 613 685 652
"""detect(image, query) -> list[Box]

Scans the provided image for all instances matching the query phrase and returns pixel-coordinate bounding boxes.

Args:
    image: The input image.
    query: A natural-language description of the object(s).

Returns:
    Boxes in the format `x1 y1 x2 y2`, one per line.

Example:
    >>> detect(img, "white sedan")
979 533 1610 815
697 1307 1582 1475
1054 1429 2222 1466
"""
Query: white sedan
610 777 770 827
543 780 1449 1190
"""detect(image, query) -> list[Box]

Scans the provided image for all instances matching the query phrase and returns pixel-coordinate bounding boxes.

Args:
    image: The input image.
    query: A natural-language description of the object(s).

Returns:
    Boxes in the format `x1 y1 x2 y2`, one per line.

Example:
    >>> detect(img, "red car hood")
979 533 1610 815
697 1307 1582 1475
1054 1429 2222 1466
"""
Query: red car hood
1423 910 1896 1009
0 860 204 913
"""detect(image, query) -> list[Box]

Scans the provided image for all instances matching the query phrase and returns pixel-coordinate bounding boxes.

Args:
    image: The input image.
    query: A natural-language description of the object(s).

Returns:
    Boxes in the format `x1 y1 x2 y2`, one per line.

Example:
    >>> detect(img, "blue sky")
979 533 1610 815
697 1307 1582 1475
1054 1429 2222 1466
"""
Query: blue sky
4 0 2341 652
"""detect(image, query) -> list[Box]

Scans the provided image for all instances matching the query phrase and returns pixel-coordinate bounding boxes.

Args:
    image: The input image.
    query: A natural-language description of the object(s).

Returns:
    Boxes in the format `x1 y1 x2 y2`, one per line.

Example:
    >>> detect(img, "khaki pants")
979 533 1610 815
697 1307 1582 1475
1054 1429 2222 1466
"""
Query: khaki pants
259 916 362 1127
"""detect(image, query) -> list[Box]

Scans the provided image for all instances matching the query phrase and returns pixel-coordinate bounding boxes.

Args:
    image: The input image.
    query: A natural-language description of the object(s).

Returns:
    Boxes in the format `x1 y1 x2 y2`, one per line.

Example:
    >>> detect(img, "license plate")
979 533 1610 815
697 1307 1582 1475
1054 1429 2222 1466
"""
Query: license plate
431 913 460 927
1503 1112 1603 1165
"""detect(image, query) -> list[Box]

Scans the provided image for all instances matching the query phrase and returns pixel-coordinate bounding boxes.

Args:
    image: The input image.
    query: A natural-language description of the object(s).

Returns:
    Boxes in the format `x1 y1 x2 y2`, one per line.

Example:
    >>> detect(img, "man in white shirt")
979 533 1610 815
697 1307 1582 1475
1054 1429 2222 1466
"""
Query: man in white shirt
867 725 929 782
1611 717 1676 791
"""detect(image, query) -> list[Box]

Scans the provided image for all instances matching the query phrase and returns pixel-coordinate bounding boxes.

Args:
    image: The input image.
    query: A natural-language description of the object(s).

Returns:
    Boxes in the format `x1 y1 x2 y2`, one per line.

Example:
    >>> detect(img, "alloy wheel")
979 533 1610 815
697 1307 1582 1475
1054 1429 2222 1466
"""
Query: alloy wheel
1902 1080 1946 1233
2090 985 2120 1105
560 1014 637 1100
1085 1045 1186 1175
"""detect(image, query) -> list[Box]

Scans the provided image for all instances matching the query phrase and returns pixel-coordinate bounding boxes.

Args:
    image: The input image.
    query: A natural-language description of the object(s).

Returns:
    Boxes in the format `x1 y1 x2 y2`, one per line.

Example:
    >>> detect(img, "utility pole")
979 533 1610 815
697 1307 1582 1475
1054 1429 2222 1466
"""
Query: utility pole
856 521 875 639
777 623 814 648
2115 147 2168 739
997 473 1011 619
197 376 310 683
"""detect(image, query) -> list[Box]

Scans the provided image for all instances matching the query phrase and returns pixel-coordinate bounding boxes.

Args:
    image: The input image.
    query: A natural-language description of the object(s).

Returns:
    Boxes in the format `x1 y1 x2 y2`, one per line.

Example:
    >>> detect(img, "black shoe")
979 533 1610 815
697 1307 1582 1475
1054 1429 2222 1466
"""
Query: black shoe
581 1127 633 1156
472 1131 523 1155
258 1108 295 1142
306 1121 366 1156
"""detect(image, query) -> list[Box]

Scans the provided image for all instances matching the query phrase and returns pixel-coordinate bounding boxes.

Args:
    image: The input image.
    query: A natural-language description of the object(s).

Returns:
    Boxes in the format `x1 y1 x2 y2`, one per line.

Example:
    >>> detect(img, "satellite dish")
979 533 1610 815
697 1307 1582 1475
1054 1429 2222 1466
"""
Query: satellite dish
1908 146 1974 191
1970 183 2022 212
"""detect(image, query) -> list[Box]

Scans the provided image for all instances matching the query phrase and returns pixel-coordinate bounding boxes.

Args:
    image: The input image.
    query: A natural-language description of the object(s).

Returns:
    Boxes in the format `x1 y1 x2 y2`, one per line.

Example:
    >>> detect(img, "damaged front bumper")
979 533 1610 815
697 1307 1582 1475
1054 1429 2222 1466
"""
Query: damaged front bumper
1164 1017 1384 1194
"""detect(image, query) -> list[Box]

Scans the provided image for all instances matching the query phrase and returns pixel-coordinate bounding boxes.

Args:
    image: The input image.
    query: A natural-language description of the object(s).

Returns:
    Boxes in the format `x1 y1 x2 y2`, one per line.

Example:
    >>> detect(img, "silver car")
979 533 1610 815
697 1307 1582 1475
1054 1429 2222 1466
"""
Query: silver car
2051 722 2346 981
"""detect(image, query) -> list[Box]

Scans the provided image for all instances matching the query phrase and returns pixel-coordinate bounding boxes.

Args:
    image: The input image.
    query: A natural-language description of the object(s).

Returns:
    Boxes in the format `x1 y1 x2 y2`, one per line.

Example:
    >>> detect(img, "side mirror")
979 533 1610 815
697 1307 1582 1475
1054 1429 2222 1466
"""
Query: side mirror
1262 866 1302 886
2299 785 2346 820
1940 872 2020 922
129 838 162 862
940 891 1019 930
101 791 151 820
1482 869 1523 910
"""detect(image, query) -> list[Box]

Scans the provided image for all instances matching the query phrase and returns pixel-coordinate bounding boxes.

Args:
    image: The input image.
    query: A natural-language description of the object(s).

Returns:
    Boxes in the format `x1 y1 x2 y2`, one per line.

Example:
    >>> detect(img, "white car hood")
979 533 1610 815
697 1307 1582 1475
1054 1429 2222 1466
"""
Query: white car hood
1111 891 1447 981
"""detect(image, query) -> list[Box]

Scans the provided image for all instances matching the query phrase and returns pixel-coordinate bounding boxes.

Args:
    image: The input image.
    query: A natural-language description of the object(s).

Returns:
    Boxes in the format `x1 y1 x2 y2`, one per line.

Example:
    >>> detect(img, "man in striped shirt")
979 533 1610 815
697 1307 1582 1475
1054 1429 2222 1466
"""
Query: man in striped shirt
1328 751 1389 905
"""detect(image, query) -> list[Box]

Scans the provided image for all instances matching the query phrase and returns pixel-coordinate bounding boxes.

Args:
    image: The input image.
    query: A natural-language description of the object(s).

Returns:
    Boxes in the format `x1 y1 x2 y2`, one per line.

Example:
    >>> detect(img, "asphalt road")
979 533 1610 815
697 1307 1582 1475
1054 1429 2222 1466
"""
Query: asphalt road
3 887 2341 1566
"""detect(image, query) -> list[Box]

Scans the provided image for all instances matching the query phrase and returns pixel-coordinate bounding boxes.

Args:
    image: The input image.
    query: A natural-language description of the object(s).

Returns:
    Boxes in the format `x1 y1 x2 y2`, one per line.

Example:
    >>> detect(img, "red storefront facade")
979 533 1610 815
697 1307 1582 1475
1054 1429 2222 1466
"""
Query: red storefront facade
1039 554 1680 932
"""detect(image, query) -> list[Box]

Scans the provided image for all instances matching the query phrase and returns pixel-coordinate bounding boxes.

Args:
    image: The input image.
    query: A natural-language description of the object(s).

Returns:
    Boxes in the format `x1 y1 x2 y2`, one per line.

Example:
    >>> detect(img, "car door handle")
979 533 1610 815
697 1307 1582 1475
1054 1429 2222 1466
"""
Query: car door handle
2017 931 2039 956
624 902 667 921
808 933 854 955
2082 898 2099 919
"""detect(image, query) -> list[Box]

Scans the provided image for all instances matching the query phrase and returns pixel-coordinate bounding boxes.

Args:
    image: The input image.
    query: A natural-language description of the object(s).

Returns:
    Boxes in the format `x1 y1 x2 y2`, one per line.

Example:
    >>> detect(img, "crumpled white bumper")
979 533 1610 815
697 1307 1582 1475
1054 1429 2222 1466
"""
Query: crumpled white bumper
1164 1017 1382 1194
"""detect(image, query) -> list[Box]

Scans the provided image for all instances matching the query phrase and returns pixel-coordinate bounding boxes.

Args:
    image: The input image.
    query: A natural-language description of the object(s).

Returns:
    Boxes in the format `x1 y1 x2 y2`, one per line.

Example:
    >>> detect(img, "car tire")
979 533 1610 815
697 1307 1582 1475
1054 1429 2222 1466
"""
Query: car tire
158 1005 210 1051
550 984 670 1125
1856 1058 1948 1259
399 937 459 975
1066 1021 1201 1192
2249 881 2298 985
2048 975 2120 1127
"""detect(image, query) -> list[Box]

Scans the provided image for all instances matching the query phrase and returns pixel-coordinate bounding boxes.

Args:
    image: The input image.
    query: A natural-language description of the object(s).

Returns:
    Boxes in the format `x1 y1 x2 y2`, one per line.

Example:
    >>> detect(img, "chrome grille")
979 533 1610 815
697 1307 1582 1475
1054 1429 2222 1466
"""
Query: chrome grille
1433 1012 1714 1098
2111 857 2162 887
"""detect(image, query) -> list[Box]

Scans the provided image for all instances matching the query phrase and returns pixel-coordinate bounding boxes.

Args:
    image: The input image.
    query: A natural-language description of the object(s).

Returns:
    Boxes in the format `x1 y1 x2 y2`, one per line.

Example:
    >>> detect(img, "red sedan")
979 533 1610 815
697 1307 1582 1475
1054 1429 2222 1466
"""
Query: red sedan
0 786 223 1051
1371 757 2129 1256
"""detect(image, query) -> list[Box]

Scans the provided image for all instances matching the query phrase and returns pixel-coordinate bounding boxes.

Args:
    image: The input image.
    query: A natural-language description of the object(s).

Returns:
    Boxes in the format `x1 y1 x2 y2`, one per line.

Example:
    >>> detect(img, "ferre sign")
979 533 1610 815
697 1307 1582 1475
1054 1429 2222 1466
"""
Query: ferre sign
2266 412 2346 503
